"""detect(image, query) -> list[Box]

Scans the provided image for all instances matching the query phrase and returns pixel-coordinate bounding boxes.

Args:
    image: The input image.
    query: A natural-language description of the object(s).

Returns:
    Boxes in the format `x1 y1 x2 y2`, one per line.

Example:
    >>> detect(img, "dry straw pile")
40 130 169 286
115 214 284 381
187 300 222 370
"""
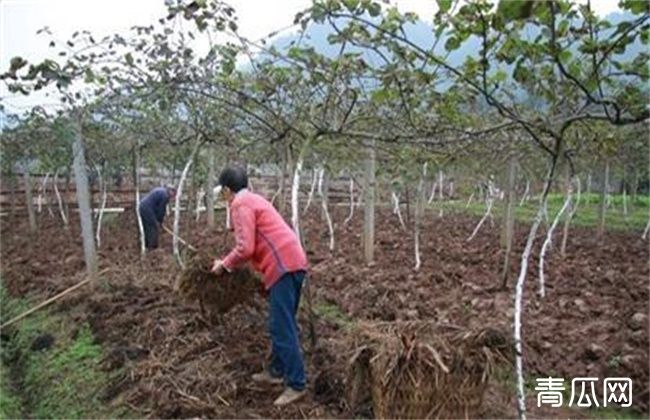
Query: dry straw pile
346 321 511 419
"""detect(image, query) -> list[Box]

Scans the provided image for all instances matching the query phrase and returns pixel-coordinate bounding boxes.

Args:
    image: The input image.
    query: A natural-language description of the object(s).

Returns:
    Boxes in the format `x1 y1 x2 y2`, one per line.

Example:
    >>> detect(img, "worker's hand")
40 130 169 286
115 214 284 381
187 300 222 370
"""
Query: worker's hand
211 259 225 276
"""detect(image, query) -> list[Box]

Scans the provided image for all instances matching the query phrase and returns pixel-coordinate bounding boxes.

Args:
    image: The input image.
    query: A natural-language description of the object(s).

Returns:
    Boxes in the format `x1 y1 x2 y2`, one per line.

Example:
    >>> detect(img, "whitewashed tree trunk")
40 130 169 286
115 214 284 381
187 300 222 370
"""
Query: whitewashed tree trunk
466 191 475 208
344 178 355 225
303 168 317 214
437 170 444 200
501 155 517 287
560 177 581 257
363 141 376 263
355 181 364 208
53 171 69 228
317 167 334 251
194 188 205 222
642 217 650 240
538 187 572 298
291 157 303 243
467 197 494 241
72 117 98 281
42 173 54 217
391 191 407 231
519 179 530 206
174 141 201 268
448 180 454 199
513 161 558 420
586 172 592 198
414 164 426 271
95 164 108 248
23 170 37 233
598 160 609 238
37 172 50 214
427 180 437 204
134 145 146 255
622 186 628 220
207 152 215 228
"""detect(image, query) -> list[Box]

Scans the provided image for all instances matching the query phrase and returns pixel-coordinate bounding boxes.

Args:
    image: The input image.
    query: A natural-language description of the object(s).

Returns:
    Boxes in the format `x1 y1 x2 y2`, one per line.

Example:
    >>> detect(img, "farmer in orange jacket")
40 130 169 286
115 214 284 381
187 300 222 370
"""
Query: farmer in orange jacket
211 166 308 406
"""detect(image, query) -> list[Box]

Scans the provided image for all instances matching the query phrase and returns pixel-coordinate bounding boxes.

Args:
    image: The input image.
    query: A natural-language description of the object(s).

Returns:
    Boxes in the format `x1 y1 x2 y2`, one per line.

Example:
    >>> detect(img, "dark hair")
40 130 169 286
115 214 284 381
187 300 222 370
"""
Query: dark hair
218 166 248 193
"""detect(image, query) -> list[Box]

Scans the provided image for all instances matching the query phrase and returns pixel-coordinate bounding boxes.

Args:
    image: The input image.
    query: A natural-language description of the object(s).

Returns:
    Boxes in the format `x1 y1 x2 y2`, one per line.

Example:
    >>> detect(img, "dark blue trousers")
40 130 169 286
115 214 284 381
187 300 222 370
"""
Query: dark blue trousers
268 271 306 391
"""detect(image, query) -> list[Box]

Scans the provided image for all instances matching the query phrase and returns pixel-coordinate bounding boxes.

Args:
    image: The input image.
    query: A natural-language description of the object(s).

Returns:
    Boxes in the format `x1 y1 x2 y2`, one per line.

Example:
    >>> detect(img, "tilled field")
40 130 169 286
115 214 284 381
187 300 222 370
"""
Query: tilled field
1 206 647 418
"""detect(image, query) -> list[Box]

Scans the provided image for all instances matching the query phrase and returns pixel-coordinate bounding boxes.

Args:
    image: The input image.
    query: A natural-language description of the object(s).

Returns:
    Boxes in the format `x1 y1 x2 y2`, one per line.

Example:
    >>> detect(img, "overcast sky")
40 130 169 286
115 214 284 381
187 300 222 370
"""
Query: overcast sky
0 0 621 115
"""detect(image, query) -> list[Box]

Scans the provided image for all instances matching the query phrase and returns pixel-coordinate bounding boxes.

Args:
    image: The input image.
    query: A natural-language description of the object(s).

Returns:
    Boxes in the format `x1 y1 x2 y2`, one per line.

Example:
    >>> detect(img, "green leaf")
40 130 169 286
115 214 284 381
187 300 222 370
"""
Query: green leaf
343 0 359 12
513 61 531 84
619 0 650 14
497 0 536 22
83 68 94 83
494 70 507 82
9 56 28 73
367 2 381 17
371 88 390 102
436 0 452 14
444 36 461 51
559 49 572 64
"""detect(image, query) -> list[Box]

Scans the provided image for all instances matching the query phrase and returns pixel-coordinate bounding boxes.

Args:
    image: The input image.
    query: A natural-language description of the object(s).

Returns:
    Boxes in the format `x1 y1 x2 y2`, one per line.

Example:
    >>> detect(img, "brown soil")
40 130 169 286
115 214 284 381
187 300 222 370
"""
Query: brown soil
0 205 647 418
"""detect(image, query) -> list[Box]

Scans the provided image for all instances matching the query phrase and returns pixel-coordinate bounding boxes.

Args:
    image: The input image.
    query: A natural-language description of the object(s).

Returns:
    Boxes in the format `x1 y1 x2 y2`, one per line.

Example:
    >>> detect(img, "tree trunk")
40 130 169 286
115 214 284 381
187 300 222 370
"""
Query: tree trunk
317 167 334 251
291 156 304 244
277 144 290 215
95 164 108 248
622 167 628 220
173 141 201 268
391 191 407 230
42 172 54 217
631 169 639 205
404 187 411 224
501 154 517 287
207 151 215 228
64 167 71 221
414 164 426 271
519 178 530 206
513 159 559 420
9 172 17 218
23 170 37 233
72 116 98 282
344 178 355 225
53 171 69 228
133 145 146 255
538 185 572 298
363 140 376 264
560 175 581 258
303 168 317 215
597 159 609 239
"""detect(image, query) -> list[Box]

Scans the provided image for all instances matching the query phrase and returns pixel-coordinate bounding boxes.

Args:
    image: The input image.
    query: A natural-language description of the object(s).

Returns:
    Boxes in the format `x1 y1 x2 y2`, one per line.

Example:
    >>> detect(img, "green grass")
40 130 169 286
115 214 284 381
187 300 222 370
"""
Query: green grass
0 366 22 419
0 283 129 419
312 301 353 329
437 193 649 232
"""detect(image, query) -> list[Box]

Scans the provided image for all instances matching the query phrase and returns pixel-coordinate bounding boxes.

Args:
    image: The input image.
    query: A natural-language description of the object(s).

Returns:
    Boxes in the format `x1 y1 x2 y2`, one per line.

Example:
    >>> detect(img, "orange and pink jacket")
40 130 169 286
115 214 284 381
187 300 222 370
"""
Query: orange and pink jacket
221 189 308 290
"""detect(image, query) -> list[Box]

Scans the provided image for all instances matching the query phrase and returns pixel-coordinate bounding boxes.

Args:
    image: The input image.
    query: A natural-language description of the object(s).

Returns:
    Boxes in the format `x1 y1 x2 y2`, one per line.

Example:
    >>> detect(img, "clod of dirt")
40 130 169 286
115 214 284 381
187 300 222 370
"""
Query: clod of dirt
583 343 604 361
628 312 648 330
102 346 150 370
31 334 55 351
177 253 260 319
